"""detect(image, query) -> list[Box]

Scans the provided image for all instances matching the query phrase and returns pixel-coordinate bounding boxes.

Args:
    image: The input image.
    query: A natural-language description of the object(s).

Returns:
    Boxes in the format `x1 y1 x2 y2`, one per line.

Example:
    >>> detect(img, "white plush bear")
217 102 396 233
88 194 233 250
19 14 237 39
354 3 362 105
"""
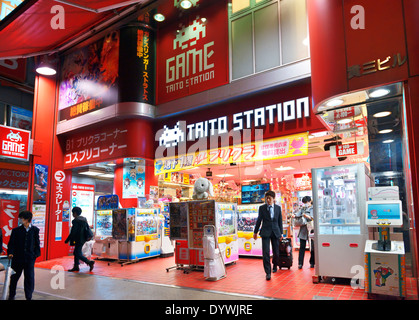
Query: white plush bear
192 177 214 200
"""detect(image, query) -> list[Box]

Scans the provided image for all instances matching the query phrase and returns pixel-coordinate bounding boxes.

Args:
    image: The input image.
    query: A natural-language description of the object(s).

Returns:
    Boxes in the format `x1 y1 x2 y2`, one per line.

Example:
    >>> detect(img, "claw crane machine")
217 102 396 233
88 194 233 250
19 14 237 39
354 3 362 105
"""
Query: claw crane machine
237 204 265 256
311 163 372 282
216 202 239 263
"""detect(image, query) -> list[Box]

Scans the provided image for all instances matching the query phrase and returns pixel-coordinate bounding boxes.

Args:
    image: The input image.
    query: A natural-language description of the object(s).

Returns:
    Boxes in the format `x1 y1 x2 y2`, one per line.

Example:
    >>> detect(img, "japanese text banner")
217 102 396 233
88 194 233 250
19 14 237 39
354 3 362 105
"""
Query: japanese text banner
155 132 308 175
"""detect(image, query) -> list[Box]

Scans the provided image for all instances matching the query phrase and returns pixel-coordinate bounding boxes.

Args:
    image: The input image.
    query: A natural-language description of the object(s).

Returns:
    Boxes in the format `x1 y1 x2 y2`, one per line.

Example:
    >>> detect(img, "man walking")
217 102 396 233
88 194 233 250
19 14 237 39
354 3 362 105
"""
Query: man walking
7 210 41 300
65 206 95 272
253 190 283 280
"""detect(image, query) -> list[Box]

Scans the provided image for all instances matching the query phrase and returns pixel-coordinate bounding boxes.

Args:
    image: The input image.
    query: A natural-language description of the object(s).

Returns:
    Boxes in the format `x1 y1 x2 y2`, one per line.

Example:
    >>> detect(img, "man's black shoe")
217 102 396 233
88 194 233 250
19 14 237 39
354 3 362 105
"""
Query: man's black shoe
266 274 271 280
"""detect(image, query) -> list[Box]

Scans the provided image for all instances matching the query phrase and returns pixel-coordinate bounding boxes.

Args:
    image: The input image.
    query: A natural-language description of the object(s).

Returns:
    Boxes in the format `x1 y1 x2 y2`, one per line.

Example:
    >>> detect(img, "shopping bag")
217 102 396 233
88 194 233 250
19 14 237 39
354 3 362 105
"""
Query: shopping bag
1 258 15 300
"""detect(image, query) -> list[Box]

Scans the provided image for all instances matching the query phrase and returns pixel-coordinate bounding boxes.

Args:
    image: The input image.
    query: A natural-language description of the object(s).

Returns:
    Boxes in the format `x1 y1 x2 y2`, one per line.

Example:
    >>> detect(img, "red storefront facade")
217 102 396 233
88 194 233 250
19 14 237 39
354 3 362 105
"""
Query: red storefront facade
0 0 418 288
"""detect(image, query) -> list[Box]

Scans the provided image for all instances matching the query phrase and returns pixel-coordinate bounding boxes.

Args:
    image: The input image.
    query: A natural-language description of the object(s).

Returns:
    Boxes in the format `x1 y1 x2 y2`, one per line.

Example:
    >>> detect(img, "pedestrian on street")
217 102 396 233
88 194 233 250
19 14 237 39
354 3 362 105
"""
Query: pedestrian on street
65 206 94 272
253 190 283 280
7 210 41 300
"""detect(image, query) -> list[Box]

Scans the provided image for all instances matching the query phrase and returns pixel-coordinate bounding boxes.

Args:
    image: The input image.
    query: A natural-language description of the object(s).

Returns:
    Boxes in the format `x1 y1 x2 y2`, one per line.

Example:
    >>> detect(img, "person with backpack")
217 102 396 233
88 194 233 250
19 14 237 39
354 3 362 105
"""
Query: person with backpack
292 196 314 269
64 206 94 272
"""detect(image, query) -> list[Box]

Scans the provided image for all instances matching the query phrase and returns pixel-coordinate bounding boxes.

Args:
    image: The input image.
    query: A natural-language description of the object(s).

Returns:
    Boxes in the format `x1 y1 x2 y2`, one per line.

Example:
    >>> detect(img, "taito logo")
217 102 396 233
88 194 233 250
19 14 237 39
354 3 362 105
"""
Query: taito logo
0 125 30 160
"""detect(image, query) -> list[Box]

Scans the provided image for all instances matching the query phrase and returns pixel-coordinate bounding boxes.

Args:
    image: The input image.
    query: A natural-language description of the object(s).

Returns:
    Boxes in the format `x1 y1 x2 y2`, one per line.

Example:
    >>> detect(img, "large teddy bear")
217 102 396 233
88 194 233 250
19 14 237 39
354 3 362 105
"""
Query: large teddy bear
192 177 214 200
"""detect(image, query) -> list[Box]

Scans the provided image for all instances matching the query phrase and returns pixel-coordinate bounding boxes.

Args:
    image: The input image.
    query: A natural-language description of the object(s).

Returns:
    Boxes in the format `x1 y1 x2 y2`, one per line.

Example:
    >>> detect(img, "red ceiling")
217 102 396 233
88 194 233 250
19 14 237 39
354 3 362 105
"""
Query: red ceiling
0 0 143 60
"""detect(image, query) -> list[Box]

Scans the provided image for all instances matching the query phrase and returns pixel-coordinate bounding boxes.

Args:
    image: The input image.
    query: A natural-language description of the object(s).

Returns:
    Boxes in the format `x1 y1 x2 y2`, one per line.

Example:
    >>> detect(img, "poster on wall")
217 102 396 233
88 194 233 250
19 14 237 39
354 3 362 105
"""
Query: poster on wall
0 199 19 252
33 164 48 204
122 158 146 199
71 183 95 227
32 204 46 248
58 30 120 121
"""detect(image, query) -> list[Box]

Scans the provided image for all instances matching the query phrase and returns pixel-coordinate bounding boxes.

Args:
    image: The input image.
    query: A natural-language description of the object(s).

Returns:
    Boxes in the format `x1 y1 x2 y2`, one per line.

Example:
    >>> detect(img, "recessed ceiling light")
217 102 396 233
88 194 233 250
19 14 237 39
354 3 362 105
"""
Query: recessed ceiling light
326 99 344 107
373 111 391 118
369 88 390 98
100 173 115 178
378 129 393 134
180 0 192 9
36 63 56 75
275 166 295 171
337 118 353 124
153 13 165 22
382 139 394 144
216 173 234 178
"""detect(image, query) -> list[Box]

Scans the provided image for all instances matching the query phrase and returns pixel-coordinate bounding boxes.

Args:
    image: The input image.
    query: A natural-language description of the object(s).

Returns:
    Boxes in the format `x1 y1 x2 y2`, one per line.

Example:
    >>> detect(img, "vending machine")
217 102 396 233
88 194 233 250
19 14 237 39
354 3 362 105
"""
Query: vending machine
311 163 372 282
237 204 267 256
216 202 238 264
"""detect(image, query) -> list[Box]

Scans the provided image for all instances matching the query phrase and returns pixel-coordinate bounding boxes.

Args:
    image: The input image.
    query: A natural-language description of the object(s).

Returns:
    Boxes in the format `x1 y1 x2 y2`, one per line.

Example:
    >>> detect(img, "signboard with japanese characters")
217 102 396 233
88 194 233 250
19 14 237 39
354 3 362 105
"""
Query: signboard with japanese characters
330 142 364 158
0 199 19 252
156 1 229 104
343 0 408 91
64 126 128 169
0 167 29 190
155 132 308 175
0 125 31 161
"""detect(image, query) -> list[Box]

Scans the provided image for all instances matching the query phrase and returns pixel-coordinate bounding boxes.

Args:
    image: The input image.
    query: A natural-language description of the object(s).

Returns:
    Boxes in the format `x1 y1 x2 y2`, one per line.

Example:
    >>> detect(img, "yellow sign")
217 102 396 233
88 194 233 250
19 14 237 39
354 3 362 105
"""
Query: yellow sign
155 132 308 175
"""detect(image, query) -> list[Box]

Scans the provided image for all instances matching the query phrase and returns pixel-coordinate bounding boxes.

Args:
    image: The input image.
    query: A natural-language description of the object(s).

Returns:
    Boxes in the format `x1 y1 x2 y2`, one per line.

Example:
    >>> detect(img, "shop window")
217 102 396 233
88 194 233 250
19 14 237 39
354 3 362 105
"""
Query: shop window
230 0 309 80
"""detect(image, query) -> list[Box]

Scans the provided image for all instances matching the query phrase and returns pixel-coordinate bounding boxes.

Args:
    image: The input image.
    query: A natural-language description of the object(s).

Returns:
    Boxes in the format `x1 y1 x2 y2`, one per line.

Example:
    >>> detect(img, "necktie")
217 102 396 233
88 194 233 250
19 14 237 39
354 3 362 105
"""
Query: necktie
269 206 274 219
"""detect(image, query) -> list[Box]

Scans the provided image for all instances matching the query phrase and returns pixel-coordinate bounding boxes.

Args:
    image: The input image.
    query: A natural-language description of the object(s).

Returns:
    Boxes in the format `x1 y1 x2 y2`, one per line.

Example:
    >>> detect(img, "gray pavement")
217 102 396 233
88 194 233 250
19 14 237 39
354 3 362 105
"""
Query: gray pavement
1 267 271 300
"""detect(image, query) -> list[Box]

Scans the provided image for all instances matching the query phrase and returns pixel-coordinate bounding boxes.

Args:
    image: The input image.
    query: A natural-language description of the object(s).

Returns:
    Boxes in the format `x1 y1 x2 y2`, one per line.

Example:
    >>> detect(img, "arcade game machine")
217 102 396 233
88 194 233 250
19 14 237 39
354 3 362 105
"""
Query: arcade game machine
93 195 119 260
132 208 161 259
216 202 238 264
311 163 372 283
237 204 267 256
364 194 406 298
93 209 118 260
112 207 160 263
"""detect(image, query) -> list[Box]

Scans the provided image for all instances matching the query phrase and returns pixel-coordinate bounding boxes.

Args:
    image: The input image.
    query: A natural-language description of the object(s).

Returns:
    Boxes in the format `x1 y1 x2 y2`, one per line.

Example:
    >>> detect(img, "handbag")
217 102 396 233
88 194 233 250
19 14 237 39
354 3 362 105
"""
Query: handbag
293 208 307 227
84 222 94 241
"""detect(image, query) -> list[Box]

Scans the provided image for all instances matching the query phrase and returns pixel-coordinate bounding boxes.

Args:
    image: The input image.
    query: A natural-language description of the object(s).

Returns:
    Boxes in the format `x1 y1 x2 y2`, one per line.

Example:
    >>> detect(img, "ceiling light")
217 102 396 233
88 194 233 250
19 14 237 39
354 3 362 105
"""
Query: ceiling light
378 129 393 134
216 174 234 177
373 111 391 118
369 88 390 98
326 99 344 107
382 139 394 144
153 13 165 22
336 118 353 124
180 0 192 9
243 179 257 183
78 169 104 176
130 158 140 162
275 166 295 171
100 173 115 178
36 62 56 75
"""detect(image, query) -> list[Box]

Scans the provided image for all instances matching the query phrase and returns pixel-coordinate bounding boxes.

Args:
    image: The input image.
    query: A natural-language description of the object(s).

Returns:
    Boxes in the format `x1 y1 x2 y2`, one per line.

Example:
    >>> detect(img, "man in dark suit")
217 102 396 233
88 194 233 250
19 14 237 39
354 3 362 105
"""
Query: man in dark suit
7 210 41 300
253 190 283 280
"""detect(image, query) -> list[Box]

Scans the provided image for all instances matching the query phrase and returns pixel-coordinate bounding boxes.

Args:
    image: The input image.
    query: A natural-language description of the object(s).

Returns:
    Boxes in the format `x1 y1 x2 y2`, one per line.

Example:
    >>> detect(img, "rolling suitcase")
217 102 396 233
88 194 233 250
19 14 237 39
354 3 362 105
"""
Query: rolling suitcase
278 238 293 269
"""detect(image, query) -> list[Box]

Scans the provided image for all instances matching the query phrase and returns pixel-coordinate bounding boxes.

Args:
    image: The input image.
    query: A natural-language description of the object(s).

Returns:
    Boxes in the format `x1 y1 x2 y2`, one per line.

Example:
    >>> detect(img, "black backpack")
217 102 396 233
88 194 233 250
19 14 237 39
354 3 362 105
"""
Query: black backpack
84 222 94 241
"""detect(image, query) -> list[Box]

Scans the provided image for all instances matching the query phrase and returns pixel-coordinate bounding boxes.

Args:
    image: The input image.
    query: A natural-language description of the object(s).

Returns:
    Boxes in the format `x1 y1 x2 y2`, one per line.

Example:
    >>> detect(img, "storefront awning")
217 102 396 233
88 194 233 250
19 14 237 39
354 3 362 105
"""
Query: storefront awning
0 0 149 60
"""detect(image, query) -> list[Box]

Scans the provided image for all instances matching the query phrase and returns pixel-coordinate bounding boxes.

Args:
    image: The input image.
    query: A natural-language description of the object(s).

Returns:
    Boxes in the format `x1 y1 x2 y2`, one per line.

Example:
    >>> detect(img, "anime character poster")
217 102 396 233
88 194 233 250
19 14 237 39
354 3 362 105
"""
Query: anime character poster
33 164 48 204
58 30 120 118
122 158 146 199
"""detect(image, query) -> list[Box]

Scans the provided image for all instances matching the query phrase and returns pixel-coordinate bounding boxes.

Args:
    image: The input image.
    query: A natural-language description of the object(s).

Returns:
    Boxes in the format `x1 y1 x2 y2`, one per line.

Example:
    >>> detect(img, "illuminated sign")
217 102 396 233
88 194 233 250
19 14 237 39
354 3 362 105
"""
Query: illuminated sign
155 132 309 175
157 3 229 104
0 125 30 161
157 97 310 148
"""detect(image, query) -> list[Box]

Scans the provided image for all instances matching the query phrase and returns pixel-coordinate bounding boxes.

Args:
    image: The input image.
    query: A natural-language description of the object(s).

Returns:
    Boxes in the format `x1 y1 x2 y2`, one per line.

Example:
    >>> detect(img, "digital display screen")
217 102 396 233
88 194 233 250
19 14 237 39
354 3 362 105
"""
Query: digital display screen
241 183 270 204
366 201 402 226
